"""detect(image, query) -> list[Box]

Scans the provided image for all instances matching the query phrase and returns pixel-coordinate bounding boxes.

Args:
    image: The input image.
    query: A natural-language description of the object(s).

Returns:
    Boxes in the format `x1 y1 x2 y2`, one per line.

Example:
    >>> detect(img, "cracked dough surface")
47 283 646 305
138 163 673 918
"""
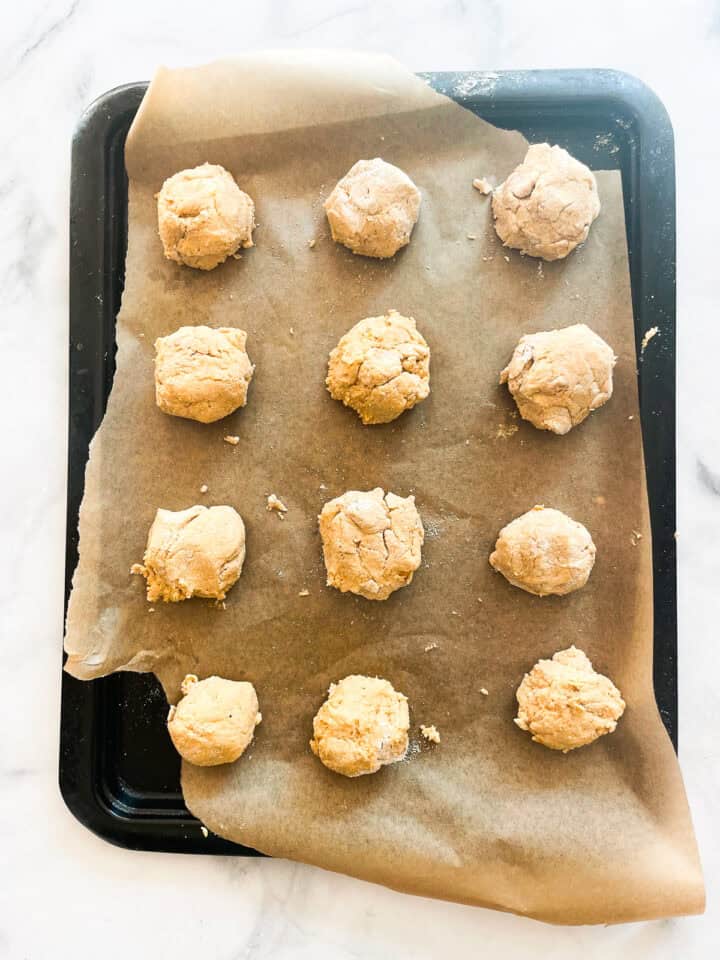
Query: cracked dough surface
500 323 615 435
168 674 261 766
515 646 625 752
310 675 409 777
157 162 255 270
319 487 424 601
134 504 246 602
492 144 600 261
490 505 595 597
324 158 421 258
154 325 254 424
326 310 430 424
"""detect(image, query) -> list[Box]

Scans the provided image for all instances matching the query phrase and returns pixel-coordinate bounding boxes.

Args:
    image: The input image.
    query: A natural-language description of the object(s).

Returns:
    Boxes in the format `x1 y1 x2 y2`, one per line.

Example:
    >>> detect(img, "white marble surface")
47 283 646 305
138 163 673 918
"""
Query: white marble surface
1 0 719 955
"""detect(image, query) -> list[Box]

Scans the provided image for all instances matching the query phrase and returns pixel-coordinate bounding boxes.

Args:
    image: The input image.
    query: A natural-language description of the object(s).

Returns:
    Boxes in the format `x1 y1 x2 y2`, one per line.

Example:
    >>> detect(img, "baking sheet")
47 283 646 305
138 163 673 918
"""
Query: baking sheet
63 52 703 923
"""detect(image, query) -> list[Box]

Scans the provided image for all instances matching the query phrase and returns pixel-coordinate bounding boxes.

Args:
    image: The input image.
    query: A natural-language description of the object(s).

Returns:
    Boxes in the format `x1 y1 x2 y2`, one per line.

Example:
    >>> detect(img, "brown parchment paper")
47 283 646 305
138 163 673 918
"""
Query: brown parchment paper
64 52 704 924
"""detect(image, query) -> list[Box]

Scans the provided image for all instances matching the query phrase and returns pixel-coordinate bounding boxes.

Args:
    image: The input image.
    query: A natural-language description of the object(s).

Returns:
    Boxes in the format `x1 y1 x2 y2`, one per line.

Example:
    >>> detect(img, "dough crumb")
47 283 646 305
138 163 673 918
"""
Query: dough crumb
266 494 288 515
495 423 519 439
515 646 625 751
631 529 643 546
223 435 240 445
424 642 438 652
473 177 492 194
504 255 510 262
200 826 209 838
420 724 441 743
480 688 489 696
310 675 409 777
467 233 477 240
200 484 209 494
130 563 144 576
641 326 659 354
628 415 634 420
148 607 155 613
298 589 310 597
308 239 316 249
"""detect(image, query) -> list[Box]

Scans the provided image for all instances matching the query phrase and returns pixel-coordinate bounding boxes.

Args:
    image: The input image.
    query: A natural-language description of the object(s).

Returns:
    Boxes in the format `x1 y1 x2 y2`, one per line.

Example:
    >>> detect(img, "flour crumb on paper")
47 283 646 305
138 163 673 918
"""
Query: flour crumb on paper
420 724 441 743
223 435 240 445
266 494 288 517
472 177 492 195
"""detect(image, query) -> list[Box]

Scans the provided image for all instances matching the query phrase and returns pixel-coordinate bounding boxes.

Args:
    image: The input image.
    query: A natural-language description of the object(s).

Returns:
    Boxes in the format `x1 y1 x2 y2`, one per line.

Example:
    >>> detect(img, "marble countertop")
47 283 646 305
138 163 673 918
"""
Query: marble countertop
2 0 718 956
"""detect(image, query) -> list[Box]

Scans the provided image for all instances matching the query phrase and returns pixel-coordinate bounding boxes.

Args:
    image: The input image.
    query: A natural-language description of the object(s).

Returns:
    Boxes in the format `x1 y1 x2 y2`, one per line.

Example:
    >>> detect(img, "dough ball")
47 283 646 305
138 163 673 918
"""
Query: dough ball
492 144 600 261
157 162 255 270
154 325 254 424
327 310 430 424
134 504 246 602
319 488 424 601
324 158 421 258
168 674 261 766
500 324 615 435
515 647 625 752
490 505 595 597
310 675 409 777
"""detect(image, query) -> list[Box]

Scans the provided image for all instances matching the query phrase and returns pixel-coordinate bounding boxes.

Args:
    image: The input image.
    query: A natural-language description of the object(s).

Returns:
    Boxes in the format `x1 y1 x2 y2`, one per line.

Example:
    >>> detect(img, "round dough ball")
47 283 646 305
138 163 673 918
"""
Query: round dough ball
134 504 246 602
490 505 595 597
327 310 430 424
324 158 421 258
310 675 409 777
154 325 254 424
500 324 615 435
492 144 600 261
515 646 625 752
168 674 261 766
319 488 424 601
157 162 255 270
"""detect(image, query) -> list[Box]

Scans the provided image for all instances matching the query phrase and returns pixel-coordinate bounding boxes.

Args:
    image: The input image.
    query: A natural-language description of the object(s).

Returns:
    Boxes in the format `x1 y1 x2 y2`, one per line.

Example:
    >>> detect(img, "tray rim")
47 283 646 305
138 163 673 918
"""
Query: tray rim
61 67 677 854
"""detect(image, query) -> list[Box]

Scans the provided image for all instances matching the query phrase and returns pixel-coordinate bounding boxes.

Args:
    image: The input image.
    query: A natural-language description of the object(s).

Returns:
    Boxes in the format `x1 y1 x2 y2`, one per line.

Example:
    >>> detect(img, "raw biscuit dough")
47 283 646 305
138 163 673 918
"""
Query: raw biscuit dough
157 162 255 270
500 324 615 435
326 310 430 424
154 325 254 424
310 675 409 777
168 674 261 766
133 504 246 602
324 158 421 258
490 505 595 597
515 646 625 752
492 144 600 261
319 487 424 601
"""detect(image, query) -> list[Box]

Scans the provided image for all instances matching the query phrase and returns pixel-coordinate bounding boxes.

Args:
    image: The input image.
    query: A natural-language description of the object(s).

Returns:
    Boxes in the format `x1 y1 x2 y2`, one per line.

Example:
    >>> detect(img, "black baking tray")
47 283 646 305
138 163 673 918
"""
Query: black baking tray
61 70 677 854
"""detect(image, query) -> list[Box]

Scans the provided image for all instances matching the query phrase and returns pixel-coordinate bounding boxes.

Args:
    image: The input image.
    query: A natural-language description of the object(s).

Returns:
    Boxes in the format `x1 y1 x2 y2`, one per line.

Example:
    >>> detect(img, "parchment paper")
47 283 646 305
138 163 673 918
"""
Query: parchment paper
64 52 704 924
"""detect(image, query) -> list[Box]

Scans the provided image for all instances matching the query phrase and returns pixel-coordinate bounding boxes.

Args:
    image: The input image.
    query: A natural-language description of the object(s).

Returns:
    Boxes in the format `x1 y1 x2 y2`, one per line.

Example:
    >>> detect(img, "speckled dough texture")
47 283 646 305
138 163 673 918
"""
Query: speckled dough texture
490 505 596 596
310 675 409 777
157 162 255 270
168 674 261 766
154 325 254 423
515 647 625 752
134 504 246 602
326 310 430 424
492 143 600 260
319 487 424 600
501 324 615 435
324 158 421 258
